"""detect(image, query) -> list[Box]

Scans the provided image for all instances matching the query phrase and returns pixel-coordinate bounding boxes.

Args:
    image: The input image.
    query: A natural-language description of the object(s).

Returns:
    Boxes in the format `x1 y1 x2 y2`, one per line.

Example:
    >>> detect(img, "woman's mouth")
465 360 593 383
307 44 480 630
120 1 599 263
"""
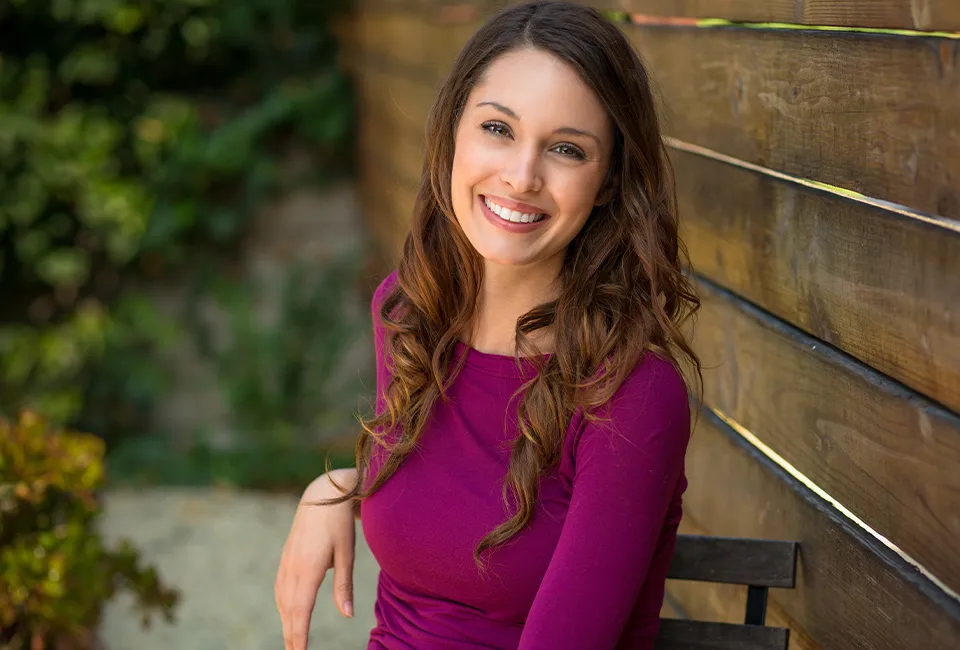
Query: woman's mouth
479 195 551 233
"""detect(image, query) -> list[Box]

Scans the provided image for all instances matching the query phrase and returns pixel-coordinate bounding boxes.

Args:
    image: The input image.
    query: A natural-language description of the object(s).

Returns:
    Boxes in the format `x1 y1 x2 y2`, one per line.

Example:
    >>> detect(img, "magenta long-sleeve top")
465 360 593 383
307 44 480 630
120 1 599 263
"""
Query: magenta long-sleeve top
360 270 691 649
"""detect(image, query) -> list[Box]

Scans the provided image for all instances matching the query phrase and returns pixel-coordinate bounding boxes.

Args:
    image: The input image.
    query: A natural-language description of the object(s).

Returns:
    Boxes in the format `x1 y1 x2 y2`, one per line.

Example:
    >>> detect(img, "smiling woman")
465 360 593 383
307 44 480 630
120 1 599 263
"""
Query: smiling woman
452 48 614 270
275 2 703 649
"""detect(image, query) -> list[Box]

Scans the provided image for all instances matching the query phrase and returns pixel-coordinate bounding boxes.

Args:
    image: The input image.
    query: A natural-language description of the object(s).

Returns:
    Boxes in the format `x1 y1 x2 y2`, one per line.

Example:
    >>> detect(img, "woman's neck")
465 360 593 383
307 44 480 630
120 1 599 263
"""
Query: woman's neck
465 261 562 356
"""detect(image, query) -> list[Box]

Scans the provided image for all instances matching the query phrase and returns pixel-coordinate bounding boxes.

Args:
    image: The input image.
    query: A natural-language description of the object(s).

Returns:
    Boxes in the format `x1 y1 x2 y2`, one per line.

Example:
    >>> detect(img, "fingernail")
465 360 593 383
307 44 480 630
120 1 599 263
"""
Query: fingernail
344 601 353 618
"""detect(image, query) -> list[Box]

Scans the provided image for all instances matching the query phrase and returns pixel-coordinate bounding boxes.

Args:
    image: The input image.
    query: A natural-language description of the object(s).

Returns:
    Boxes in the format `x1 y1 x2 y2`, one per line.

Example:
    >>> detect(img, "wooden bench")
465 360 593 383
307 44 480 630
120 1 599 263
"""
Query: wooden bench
655 535 799 650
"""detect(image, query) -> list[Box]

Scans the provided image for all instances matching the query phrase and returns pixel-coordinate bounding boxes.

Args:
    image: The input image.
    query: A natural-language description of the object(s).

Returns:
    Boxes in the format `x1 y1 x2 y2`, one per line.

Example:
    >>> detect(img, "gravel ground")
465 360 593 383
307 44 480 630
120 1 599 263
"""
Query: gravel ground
98 487 379 650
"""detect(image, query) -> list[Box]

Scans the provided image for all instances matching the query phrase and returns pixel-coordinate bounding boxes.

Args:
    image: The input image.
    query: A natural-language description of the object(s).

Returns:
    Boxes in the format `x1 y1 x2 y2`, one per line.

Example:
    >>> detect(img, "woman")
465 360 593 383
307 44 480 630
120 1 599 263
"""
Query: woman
275 2 701 648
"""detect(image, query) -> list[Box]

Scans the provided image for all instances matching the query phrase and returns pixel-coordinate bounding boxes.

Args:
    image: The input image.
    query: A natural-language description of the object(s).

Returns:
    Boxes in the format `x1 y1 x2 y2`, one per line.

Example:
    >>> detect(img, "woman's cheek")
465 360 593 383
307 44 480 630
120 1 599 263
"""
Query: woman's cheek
565 170 605 215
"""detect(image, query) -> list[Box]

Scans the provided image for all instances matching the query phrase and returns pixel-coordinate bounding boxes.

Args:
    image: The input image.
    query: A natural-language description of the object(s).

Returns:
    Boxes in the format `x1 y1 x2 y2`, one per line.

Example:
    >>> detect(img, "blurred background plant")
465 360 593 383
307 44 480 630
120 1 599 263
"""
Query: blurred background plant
0 410 179 650
0 0 362 483
106 253 367 490
1 0 374 644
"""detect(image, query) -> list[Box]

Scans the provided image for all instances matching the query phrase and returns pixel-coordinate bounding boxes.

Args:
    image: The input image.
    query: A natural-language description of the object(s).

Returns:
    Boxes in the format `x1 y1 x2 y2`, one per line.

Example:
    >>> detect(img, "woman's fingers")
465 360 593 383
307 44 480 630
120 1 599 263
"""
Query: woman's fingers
332 526 356 618
277 548 328 650
283 571 324 649
288 582 318 650
276 472 361 648
276 559 295 649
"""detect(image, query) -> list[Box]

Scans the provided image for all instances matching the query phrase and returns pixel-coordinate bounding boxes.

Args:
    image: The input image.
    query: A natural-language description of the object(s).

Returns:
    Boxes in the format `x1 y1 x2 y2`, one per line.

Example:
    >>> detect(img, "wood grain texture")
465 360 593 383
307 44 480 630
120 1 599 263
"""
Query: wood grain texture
625 26 960 218
359 149 419 260
354 62 437 134
673 148 960 413
352 0 509 20
350 55 433 259
340 10 480 80
579 0 960 31
358 101 426 185
692 282 960 596
655 619 789 650
357 75 960 413
659 595 684 619
349 28 960 410
683 410 960 649
668 535 797 587
351 53 439 259
359 189 407 264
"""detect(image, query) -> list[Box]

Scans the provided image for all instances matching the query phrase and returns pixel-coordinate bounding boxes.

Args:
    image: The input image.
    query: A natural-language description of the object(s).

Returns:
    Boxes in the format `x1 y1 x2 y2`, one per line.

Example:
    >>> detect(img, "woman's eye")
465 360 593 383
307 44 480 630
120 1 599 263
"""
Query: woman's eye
481 122 585 160
482 121 510 137
554 144 586 160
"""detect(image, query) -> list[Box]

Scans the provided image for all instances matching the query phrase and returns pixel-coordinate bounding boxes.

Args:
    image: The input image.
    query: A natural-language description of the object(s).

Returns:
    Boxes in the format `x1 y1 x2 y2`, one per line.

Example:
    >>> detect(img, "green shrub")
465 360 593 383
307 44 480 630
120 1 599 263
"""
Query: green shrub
0 410 178 649
0 0 354 441
190 254 368 450
106 254 373 490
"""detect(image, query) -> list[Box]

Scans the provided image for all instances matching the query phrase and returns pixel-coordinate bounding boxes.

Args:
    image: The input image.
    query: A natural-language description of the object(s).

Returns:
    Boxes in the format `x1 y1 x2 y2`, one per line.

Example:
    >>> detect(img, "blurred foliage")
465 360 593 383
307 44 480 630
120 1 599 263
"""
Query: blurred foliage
190 254 367 449
107 253 373 490
0 410 178 650
0 0 356 442
105 435 358 492
0 295 181 442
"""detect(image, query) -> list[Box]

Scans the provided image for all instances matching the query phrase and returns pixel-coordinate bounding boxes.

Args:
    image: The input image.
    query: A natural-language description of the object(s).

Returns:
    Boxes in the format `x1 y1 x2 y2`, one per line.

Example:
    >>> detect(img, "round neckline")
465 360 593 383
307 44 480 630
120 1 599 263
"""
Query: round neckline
454 340 552 379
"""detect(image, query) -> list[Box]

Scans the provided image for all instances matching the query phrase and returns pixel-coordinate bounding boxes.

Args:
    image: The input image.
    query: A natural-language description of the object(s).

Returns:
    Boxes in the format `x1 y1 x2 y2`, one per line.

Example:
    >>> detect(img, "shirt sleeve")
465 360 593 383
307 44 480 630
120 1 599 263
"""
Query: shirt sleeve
371 269 398 414
517 354 691 649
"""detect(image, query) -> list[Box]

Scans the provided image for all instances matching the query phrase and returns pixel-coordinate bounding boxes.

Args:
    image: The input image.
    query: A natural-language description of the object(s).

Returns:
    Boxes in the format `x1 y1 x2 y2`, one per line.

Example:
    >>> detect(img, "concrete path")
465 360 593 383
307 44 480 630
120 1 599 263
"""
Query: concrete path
99 487 379 650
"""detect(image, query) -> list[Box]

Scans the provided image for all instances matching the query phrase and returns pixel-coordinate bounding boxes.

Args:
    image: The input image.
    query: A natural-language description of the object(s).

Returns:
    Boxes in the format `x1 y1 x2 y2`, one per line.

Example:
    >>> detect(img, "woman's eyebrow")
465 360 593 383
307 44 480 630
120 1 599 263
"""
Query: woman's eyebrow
477 101 520 120
476 101 601 147
553 126 600 147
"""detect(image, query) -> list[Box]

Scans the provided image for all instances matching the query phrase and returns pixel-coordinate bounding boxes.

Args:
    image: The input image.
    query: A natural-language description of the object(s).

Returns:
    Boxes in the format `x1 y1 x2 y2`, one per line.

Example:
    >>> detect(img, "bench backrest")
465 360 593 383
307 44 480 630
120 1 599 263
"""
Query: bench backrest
655 534 799 650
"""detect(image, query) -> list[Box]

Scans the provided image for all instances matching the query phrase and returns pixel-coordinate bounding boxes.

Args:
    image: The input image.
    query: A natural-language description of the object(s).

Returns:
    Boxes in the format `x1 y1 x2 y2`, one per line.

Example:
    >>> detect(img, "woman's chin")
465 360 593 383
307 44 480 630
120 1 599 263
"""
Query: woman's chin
477 250 541 268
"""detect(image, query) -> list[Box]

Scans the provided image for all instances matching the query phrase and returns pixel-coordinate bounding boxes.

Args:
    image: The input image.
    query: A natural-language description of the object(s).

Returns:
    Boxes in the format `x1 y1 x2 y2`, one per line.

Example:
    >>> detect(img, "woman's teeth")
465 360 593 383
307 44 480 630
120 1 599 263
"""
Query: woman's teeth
484 197 545 223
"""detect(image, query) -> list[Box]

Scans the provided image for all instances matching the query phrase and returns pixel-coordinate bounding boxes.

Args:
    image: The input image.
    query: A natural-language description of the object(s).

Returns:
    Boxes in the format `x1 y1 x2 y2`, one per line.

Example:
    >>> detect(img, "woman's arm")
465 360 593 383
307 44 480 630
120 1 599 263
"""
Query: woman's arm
517 357 691 650
276 468 360 649
304 468 360 519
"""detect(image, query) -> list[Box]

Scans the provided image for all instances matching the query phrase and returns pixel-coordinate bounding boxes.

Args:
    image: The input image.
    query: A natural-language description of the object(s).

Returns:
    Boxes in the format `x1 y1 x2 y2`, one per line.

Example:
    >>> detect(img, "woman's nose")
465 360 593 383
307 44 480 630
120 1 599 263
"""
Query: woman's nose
499 147 543 194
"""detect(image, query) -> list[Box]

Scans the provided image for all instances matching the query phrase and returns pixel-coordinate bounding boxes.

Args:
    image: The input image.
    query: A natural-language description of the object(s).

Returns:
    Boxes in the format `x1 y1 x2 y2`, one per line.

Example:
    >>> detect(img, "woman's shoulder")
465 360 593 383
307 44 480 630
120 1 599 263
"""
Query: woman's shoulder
371 269 400 388
605 349 689 412
565 349 691 482
370 269 397 323
372 268 399 313
576 350 690 446
626 350 688 402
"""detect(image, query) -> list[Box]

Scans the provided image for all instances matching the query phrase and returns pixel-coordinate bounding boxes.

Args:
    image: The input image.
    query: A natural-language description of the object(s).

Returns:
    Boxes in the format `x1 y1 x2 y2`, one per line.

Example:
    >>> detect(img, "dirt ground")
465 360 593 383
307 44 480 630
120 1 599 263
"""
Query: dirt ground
99 487 380 650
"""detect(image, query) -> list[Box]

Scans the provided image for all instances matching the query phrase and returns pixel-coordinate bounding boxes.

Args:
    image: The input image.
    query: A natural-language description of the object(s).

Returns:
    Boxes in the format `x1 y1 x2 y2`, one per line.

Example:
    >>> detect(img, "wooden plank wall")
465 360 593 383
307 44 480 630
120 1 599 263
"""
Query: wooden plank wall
337 1 960 646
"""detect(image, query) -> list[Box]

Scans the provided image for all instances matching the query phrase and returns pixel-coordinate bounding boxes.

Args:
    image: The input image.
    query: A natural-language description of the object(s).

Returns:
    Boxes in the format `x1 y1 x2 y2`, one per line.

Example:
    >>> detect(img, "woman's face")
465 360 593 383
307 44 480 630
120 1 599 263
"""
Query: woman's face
450 47 614 270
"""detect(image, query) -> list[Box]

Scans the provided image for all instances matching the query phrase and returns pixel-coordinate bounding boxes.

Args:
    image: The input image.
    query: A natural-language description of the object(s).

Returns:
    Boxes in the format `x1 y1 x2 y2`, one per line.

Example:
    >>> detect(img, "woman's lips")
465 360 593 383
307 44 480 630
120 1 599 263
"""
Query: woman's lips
483 193 547 215
479 195 551 234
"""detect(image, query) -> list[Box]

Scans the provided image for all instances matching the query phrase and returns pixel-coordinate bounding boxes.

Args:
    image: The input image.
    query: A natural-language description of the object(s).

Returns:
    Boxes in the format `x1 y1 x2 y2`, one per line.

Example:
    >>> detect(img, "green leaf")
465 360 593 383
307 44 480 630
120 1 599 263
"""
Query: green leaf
15 230 51 264
77 179 152 262
207 207 242 241
0 327 38 387
16 58 51 113
35 249 90 287
58 45 119 85
181 16 215 49
104 5 145 34
8 173 47 227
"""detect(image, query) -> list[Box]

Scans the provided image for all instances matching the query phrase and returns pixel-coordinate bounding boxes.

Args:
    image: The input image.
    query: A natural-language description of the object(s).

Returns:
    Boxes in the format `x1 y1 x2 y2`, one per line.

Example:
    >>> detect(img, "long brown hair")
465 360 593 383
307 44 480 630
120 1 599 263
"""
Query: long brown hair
319 0 701 569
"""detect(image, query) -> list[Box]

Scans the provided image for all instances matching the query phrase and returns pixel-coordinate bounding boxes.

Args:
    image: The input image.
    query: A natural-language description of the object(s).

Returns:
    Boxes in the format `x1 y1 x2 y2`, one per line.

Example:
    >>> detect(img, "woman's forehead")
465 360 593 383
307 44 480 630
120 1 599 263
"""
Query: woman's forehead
469 49 611 134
